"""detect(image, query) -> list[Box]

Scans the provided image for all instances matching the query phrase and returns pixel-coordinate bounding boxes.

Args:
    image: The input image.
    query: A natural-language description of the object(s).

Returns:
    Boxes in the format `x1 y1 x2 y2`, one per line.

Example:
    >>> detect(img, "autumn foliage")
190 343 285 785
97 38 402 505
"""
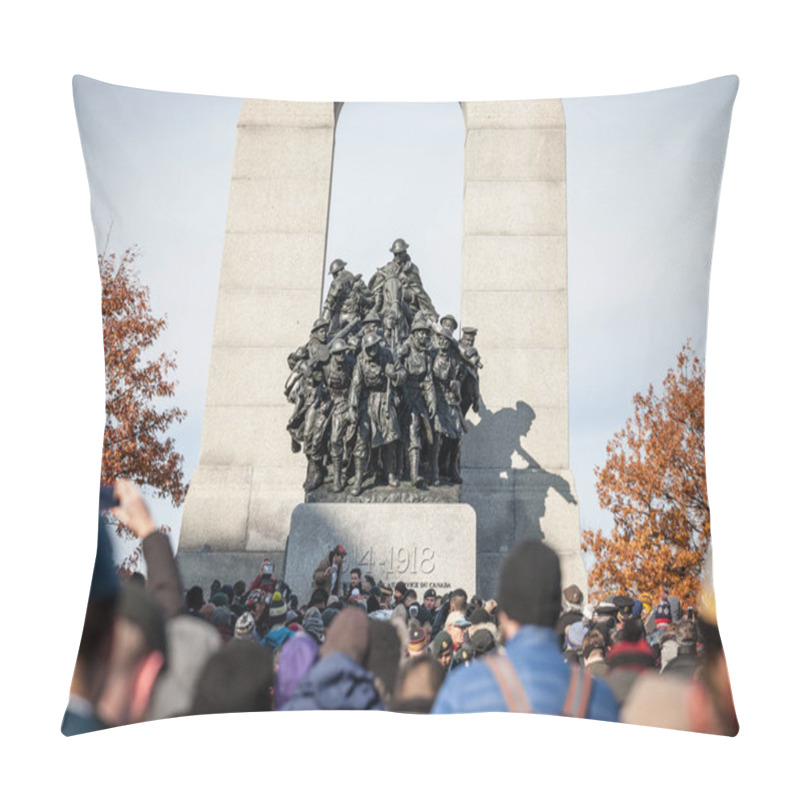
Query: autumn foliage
582 343 709 604
100 247 187 568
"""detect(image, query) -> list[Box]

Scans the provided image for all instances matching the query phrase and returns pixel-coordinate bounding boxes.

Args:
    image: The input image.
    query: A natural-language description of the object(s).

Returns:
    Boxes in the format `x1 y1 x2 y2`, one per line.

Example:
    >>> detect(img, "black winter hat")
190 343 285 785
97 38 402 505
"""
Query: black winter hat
498 539 561 628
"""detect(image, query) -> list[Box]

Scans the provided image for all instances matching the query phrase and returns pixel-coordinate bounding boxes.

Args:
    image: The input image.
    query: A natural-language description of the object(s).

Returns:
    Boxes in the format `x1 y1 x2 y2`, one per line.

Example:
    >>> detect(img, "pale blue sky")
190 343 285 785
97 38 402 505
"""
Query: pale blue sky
73 75 737 563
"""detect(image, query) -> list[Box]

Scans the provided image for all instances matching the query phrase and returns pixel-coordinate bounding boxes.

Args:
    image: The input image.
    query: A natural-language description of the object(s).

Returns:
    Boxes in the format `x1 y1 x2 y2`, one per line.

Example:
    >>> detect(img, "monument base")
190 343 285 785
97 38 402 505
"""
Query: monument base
176 549 285 597
284 503 477 601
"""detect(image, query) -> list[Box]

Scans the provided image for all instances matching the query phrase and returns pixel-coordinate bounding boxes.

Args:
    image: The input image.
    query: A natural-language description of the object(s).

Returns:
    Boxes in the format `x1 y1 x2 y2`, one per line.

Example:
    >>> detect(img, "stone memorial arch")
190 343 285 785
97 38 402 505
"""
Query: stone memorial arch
178 99 584 599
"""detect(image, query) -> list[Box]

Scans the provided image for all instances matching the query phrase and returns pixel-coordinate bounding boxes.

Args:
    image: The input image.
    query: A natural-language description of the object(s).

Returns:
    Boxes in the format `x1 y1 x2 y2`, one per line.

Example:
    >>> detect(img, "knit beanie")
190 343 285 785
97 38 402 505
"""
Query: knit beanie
302 606 325 642
270 591 288 619
498 539 562 627
654 600 672 628
235 611 258 643
210 592 230 608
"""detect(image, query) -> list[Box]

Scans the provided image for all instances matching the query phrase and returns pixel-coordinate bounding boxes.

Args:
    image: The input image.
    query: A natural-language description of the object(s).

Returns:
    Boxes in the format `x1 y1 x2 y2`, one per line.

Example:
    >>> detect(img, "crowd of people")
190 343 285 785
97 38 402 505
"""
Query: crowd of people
62 479 738 736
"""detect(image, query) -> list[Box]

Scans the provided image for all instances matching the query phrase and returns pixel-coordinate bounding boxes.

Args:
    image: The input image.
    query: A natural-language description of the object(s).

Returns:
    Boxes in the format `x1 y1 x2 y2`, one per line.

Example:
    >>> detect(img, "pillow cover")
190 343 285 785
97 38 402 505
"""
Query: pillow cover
66 75 738 734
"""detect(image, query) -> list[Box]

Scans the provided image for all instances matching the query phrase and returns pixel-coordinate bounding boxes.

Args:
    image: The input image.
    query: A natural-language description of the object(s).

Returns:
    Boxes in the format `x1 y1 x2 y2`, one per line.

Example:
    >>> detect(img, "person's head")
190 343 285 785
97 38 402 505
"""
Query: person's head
411 316 431 347
430 631 454 669
269 591 288 627
246 588 268 620
329 258 347 276
191 639 274 715
497 539 562 641
460 326 477 347
394 581 408 605
406 625 429 658
562 584 584 610
350 567 362 587
361 311 381 336
439 314 457 334
330 337 348 365
390 237 410 261
321 606 370 666
331 544 347 568
309 587 328 610
403 588 418 607
582 629 606 662
445 612 470 648
311 317 328 342
449 588 468 613
423 588 436 611
302 605 325 643
392 655 444 713
363 331 381 362
363 574 375 593
96 583 167 727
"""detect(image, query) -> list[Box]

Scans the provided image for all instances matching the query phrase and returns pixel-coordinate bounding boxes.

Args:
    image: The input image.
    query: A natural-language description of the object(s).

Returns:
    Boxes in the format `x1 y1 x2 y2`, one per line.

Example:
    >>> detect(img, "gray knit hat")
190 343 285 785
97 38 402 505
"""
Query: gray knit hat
303 606 325 642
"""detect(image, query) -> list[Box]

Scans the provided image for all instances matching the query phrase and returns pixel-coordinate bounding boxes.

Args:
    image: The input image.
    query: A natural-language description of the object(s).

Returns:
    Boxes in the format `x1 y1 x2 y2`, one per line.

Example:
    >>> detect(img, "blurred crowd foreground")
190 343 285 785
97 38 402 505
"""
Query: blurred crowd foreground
63 480 738 735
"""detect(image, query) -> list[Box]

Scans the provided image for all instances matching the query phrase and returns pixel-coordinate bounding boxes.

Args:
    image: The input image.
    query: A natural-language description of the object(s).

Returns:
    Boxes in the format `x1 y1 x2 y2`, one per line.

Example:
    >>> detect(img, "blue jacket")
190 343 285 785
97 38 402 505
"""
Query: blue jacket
281 652 385 711
432 625 619 721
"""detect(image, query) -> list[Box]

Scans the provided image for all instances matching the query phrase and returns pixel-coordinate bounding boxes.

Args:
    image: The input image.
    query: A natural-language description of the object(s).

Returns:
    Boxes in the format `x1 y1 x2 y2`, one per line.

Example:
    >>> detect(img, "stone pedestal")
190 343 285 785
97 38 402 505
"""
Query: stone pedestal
284 504 477 600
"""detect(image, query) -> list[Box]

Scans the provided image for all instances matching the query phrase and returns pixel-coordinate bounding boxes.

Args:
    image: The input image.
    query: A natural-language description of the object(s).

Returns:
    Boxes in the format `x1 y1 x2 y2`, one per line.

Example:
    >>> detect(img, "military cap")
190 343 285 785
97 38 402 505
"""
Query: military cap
311 317 328 332
390 238 410 253
362 331 382 349
362 310 382 325
411 316 430 332
424 588 437 600
461 326 478 336
431 631 453 659
329 258 347 274
440 314 458 330
329 338 349 355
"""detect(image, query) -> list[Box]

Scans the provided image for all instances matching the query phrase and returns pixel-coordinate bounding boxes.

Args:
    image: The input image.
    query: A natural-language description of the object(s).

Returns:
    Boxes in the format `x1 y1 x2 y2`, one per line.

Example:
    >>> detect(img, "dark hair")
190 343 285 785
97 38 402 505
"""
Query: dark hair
617 617 646 643
392 655 445 713
350 567 362 578
364 574 375 586
582 629 606 658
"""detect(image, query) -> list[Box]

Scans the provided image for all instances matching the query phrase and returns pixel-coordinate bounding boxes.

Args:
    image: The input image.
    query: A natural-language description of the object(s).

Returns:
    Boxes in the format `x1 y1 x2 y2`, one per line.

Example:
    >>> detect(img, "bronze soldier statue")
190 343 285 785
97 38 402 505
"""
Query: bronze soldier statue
348 331 407 495
397 316 437 488
458 325 482 415
431 324 466 485
286 237 485 497
369 238 438 335
324 338 356 493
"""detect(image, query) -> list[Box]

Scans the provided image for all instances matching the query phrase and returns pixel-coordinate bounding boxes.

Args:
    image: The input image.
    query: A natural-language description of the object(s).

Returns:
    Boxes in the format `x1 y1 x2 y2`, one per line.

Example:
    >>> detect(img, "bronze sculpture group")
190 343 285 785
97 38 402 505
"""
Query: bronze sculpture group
286 239 483 497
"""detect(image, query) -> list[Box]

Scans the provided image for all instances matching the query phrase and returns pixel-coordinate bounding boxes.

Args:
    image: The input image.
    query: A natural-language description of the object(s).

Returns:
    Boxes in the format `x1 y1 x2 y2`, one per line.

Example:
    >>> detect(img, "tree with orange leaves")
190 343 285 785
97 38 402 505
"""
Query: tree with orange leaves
100 247 187 571
582 342 709 603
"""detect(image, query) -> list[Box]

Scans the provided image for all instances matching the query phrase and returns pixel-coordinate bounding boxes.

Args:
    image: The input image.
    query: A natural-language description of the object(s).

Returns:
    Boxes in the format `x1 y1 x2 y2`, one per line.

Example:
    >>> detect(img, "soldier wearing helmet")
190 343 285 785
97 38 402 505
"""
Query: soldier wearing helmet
430 324 466 485
322 258 358 333
397 315 437 488
323 338 356 493
348 330 407 496
368 237 438 327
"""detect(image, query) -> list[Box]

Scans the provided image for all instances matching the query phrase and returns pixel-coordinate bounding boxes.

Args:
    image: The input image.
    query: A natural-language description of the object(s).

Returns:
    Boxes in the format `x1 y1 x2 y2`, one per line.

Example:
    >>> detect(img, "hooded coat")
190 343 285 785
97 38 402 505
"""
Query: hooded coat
280 652 385 711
